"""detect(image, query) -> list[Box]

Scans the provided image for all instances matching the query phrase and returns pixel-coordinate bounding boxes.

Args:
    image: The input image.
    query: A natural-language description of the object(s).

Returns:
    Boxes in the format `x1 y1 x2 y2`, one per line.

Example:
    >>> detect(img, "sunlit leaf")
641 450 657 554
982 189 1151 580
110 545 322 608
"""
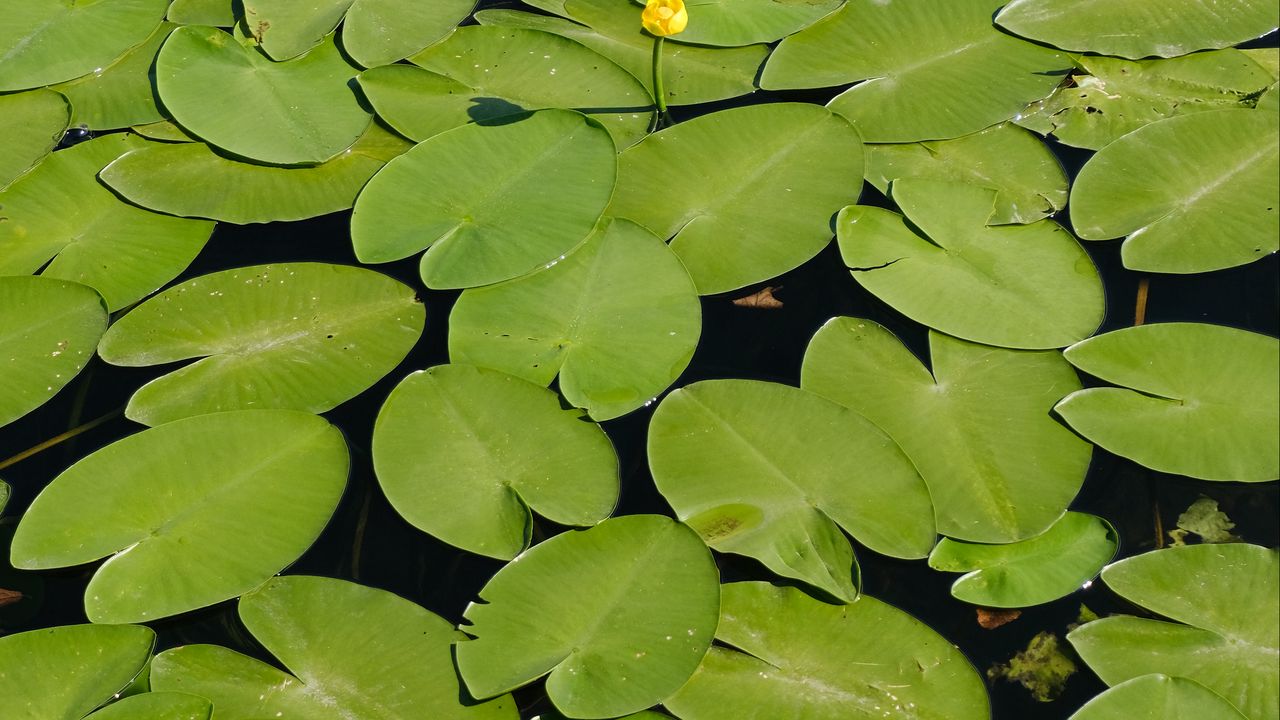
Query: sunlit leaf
241 0 353 60
167 0 237 26
0 89 70 189
85 693 212 720
660 0 843 47
342 0 475 67
1069 674 1248 720
51 21 175 131
0 624 155 720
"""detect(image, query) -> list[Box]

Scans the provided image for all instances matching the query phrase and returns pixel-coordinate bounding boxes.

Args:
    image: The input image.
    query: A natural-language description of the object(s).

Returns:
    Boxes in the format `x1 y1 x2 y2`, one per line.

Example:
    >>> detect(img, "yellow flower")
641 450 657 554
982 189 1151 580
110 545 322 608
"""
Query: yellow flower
642 0 688 37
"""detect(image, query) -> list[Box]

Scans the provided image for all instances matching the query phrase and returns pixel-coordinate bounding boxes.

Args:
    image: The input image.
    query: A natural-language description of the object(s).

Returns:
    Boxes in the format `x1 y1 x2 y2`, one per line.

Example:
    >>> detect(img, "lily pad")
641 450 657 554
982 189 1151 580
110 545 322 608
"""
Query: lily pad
151 576 517 719
241 0 353 60
10 410 349 623
0 277 106 429
51 21 175 131
456 515 720 719
342 0 475 67
168 0 237 26
131 119 198 142
665 582 990 720
996 0 1280 60
372 364 619 560
475 8 766 106
655 0 843 46
1056 323 1279 482
838 179 1105 349
0 624 155 720
1070 674 1249 720
352 109 616 289
762 0 1071 141
865 123 1068 225
610 103 863 294
85 693 212 720
0 0 168 91
928 512 1118 607
100 122 412 224
802 318 1092 542
1016 50 1276 151
0 481 7 515
156 26 370 165
1068 543 1279 720
98 263 424 427
648 379 935 602
1069 109 1279 273
449 218 700 421
0 133 215 312
0 89 70 188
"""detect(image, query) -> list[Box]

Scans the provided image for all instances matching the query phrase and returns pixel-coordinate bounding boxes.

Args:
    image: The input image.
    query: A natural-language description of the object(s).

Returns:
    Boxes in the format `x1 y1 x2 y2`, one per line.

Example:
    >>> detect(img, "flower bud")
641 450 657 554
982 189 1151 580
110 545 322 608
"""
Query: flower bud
642 0 688 37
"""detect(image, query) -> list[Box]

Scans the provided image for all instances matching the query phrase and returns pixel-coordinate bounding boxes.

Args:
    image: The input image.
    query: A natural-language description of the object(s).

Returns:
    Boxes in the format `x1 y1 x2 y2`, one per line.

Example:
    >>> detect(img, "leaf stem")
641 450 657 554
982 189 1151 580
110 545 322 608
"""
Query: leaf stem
1133 277 1150 326
0 405 123 472
651 36 667 132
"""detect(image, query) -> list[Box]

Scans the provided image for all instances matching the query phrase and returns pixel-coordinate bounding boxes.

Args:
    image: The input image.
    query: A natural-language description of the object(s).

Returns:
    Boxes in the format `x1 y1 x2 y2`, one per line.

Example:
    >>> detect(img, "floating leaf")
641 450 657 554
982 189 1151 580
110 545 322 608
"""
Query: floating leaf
98 263 424 426
0 277 106 429
665 582 990 719
342 0 475 67
649 379 935 602
0 0 168 91
929 513 1118 608
1069 674 1249 720
762 0 1071 141
449 218 700 421
611 103 863 294
1168 497 1238 546
0 89 69 188
0 134 215 311
990 631 1077 703
0 481 7 515
456 515 720 719
51 21 175 131
0 624 155 720
1056 323 1279 482
352 109 616 289
1068 544 1279 720
156 27 370 165
241 0 353 60
151 576 517 719
100 122 412 224
11 410 348 623
168 0 237 26
372 364 619 560
85 693 212 720
660 0 843 46
838 179 1104 349
802 317 1092 542
131 119 198 142
1069 109 1279 273
475 8 766 105
1015 50 1276 151
865 123 1068 225
996 0 1280 60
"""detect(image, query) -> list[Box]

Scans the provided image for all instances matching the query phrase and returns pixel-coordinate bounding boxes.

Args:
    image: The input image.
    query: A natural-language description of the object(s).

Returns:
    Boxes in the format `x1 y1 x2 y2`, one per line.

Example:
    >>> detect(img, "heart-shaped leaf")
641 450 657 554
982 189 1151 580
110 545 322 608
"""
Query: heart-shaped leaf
85 693 212 720
1056 323 1279 482
456 515 720 719
0 89 69 188
241 0 352 60
449 218 701 421
11 410 348 623
342 0 475 67
1069 674 1248 720
649 379 935 602
98 263 424 426
51 21 175 131
0 624 155 720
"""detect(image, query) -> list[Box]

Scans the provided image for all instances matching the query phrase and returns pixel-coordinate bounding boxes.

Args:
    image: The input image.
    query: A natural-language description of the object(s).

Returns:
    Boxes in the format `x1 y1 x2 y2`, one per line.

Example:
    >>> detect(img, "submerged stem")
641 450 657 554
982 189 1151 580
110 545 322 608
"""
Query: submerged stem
1133 277 1150 326
0 405 123 472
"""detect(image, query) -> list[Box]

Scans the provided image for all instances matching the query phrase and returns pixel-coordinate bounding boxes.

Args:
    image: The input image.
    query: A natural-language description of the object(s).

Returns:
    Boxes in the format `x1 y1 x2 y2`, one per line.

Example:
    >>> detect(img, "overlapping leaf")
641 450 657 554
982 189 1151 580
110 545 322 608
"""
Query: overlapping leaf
86 693 212 720
51 21 175 130
659 0 843 46
0 89 69 188
343 0 475 67
167 0 236 26
1069 674 1248 720
0 624 155 720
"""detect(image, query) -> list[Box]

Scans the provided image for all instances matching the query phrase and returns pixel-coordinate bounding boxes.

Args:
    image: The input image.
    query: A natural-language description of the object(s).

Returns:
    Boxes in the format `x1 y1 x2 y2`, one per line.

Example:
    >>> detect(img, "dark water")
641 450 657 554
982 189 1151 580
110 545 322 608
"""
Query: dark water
2 17 1277 720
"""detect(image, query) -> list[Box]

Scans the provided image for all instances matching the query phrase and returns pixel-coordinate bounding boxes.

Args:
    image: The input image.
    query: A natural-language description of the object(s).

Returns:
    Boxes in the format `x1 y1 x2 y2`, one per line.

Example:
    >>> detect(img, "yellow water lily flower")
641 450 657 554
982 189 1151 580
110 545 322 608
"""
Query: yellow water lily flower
642 0 688 37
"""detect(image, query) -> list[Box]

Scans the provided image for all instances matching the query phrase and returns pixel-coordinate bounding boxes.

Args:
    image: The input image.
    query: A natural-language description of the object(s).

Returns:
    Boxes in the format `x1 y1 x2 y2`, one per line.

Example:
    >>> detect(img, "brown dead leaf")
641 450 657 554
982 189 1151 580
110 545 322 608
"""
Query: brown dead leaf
0 588 23 608
732 286 783 309
976 607 1021 629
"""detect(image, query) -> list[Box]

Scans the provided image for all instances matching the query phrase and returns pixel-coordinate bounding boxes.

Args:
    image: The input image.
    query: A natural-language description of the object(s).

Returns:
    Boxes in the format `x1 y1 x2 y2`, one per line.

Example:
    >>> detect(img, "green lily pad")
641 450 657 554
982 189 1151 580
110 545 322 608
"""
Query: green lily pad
610 103 863 294
1069 674 1249 720
0 277 106 429
100 122 412 224
0 481 8 515
51 21 175 131
1068 544 1279 720
762 0 1071 142
390 25 652 148
0 89 70 189
151 576 517 719
10 410 348 624
1016 50 1276 151
649 379 935 602
85 693 212 720
665 582 990 720
1069 109 1279 274
929 512 1118 607
656 0 843 46
456 515 720 719
865 123 1068 225
0 624 155 720
449 218 700 421
98 263 424 427
996 0 1280 60
352 109 616 289
0 134 215 312
0 0 168 91
156 26 370 165
131 119 198 142
168 0 237 26
1056 323 1279 482
802 318 1092 543
372 364 619 560
838 179 1105 349
474 8 766 106
1258 83 1280 111
343 0 475 67
241 0 353 60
